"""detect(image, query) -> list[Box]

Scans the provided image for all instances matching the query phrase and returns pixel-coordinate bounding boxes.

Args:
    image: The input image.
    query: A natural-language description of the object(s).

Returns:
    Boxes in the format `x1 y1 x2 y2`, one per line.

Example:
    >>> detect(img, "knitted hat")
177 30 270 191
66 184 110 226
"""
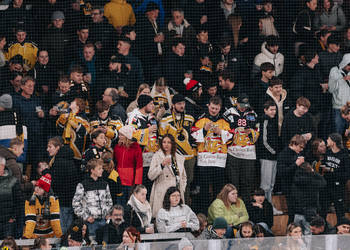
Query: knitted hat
184 78 202 92
138 94 153 109
213 217 228 229
172 94 185 104
51 11 65 21
336 217 350 227
146 2 159 13
0 94 12 109
119 125 135 140
329 133 343 149
237 93 250 108
36 174 52 193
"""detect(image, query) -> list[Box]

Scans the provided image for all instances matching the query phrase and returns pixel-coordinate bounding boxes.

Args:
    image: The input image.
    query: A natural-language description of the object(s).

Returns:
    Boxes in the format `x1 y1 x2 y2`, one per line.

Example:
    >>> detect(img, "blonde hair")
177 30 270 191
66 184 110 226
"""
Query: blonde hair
136 83 151 99
228 14 242 48
217 184 240 208
260 16 279 37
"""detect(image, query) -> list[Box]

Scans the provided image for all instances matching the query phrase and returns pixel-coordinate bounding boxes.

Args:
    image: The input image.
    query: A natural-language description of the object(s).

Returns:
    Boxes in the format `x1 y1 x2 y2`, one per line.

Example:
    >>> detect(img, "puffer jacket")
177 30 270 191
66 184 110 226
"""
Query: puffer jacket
328 53 350 109
253 42 284 77
314 4 346 32
72 176 113 221
104 0 136 29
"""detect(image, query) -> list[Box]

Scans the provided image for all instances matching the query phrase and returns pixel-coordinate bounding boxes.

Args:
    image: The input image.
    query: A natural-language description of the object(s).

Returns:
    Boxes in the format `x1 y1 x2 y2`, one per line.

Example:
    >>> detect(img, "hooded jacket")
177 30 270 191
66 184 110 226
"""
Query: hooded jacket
328 53 350 109
104 0 136 29
253 42 284 77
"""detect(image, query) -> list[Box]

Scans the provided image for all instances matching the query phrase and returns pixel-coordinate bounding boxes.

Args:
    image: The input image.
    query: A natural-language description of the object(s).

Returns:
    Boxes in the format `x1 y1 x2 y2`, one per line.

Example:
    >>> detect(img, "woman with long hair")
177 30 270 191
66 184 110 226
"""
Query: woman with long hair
227 14 244 49
156 186 199 233
208 184 249 227
314 0 346 32
126 83 151 114
46 136 80 234
117 227 141 250
113 125 143 206
259 16 279 37
285 223 307 250
124 185 154 234
148 134 187 217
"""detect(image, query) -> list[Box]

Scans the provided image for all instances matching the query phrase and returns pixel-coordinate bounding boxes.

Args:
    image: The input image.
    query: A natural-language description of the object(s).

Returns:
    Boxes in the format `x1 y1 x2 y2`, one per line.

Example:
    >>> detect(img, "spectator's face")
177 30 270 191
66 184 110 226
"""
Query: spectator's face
93 133 106 148
122 231 134 244
98 110 109 120
269 84 282 97
47 143 59 157
111 208 124 226
172 11 184 26
344 65 350 72
38 51 49 65
70 72 83 83
144 101 155 113
109 62 120 71
218 76 225 87
267 45 279 54
307 0 317 11
197 31 208 43
318 140 327 154
0 37 6 50
289 227 302 239
310 225 324 235
221 45 231 55
224 0 234 4
16 31 26 43
326 137 334 148
169 191 181 207
196 0 205 3
264 2 272 13
262 70 275 80
42 239 52 250
214 228 226 238
241 226 253 238
162 137 172 153
155 85 165 93
140 88 151 96
10 63 23 72
58 81 70 94
21 80 35 96
72 1 80 11
146 9 159 21
34 186 45 196
295 104 309 116
10 75 22 89
91 9 103 23
200 56 210 66
337 224 350 234
323 0 330 10
134 188 147 203
12 144 24 157
174 101 185 113
70 101 80 113
83 46 95 61
103 90 113 104
91 164 103 178
0 163 4 175
172 43 185 57
264 105 277 118
228 189 238 203
48 0 56 4
53 19 64 29
342 112 350 122
253 194 265 204
13 0 23 7
310 54 319 65
77 29 89 42
208 103 221 116
117 41 131 55
328 43 340 53
208 86 217 97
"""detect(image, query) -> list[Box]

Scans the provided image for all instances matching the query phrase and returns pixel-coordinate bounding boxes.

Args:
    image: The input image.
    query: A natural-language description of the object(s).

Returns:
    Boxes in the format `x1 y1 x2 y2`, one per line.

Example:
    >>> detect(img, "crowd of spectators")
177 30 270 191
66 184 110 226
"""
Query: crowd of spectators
2 0 350 248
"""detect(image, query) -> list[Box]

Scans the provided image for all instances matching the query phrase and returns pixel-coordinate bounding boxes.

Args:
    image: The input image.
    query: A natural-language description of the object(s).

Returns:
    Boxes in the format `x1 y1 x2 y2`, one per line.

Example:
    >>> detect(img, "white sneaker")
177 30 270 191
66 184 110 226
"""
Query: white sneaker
273 207 283 215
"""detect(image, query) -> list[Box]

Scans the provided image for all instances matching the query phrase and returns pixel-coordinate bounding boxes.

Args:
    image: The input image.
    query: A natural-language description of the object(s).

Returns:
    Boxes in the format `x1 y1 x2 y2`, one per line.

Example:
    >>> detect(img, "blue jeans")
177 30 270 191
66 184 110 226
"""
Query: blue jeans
87 219 106 237
60 207 74 234
334 109 347 135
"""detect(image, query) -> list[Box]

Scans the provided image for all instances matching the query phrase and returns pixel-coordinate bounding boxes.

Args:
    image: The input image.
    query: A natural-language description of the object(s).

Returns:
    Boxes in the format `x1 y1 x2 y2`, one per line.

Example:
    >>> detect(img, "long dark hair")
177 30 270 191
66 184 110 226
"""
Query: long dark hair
160 134 177 157
162 186 183 211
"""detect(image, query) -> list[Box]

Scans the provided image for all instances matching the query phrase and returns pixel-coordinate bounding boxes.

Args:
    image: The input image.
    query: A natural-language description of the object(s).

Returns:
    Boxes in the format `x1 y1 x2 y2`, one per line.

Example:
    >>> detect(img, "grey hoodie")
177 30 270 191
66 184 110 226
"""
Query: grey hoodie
328 53 350 109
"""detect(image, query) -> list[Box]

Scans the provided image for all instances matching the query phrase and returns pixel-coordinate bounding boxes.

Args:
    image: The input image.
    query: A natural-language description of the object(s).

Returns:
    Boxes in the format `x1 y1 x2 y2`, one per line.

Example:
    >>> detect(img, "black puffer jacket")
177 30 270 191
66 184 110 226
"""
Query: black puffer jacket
50 145 80 208
0 168 23 223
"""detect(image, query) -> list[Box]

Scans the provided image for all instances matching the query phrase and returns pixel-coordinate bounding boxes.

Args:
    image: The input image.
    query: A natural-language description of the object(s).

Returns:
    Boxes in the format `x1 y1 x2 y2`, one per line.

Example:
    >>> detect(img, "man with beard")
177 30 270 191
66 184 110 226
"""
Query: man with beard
159 94 196 202
98 205 127 245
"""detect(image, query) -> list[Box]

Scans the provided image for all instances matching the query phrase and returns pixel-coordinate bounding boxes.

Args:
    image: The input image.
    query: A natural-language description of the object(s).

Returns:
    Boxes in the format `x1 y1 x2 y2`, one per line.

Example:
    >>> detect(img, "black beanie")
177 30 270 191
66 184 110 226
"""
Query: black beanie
213 217 228 229
138 95 153 109
172 94 185 104
336 217 350 227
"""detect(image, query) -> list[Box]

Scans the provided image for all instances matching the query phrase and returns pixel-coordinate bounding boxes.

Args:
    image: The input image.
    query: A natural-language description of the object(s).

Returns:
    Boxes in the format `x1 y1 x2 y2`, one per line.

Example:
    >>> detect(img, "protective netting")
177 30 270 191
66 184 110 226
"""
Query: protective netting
1 0 350 246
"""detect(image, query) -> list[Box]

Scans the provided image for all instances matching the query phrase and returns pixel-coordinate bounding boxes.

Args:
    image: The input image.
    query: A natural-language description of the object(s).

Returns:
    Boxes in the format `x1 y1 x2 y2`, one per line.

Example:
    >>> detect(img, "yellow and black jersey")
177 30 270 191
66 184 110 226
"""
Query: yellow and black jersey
5 41 38 70
159 112 196 160
57 112 90 160
23 195 62 239
191 113 232 168
90 115 123 148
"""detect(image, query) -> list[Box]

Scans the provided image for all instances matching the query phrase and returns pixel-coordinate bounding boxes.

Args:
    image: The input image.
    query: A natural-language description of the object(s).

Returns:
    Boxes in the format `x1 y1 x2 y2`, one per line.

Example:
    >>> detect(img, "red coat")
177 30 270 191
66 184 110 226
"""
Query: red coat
113 142 143 186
